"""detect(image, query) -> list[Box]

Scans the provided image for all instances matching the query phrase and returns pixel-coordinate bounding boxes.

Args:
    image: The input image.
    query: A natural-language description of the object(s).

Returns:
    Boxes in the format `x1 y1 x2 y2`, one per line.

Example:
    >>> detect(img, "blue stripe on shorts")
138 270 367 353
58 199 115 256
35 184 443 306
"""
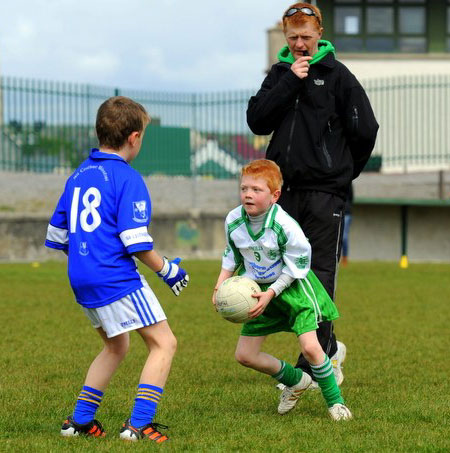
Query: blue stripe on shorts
130 292 149 325
137 288 156 324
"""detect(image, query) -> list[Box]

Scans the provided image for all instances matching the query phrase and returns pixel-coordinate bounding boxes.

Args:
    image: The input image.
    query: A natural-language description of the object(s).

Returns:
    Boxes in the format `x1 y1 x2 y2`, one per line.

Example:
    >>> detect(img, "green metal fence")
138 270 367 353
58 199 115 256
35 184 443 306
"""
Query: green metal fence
1 75 449 177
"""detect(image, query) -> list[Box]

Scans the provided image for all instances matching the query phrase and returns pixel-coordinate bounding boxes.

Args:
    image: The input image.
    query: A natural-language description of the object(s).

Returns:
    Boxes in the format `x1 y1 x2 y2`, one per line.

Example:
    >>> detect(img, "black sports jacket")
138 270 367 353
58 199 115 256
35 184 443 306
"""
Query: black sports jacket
247 52 379 198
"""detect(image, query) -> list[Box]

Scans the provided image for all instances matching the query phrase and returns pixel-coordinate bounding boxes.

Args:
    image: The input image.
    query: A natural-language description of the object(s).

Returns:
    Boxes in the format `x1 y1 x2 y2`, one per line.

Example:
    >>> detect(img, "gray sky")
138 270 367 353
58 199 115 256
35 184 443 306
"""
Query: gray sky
0 0 286 92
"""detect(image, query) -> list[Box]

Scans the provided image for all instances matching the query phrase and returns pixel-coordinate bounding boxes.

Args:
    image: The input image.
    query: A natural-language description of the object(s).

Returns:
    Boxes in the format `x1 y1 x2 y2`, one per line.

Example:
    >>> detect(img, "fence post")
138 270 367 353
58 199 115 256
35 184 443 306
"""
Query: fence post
191 92 197 210
438 170 445 199
399 205 409 269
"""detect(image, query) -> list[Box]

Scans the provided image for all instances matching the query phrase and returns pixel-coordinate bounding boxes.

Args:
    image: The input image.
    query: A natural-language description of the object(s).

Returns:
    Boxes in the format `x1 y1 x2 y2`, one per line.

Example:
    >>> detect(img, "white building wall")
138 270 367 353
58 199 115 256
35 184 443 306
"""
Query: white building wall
340 58 450 81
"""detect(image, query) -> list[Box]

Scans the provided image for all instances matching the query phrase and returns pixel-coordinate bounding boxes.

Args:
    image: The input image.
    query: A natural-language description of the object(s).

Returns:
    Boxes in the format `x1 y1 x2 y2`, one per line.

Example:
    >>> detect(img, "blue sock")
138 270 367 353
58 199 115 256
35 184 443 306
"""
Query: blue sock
72 386 103 425
130 384 163 428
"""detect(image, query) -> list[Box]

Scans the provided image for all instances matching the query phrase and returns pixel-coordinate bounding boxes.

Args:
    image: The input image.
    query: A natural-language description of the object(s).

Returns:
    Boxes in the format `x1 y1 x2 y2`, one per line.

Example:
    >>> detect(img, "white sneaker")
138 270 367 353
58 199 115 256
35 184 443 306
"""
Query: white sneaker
277 372 312 415
328 403 353 421
331 341 346 386
276 380 318 391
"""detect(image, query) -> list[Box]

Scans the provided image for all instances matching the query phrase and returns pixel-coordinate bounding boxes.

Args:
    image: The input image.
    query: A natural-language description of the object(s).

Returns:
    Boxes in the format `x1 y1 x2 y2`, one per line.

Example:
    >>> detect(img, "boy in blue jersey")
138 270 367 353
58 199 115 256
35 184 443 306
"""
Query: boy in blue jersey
45 96 189 443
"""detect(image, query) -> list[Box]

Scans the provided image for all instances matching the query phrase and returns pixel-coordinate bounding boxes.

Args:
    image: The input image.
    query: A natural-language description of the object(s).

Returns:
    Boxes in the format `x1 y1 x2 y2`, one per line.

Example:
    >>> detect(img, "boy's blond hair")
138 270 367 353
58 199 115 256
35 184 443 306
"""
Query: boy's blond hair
241 159 283 193
96 96 150 150
282 2 323 32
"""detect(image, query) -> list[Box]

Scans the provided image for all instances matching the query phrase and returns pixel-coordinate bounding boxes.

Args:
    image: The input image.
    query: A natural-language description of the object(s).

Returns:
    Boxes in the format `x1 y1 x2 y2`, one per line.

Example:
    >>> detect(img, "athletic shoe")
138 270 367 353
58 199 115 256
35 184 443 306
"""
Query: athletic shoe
328 403 353 421
277 380 319 391
60 415 106 437
119 418 169 443
331 341 347 386
277 372 312 415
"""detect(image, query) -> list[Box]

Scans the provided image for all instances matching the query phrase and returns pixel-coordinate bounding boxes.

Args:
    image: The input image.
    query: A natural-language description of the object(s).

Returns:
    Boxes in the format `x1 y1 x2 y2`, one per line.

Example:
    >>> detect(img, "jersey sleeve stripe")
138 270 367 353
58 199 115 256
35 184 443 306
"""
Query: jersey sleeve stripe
119 227 153 248
46 224 69 245
44 239 68 251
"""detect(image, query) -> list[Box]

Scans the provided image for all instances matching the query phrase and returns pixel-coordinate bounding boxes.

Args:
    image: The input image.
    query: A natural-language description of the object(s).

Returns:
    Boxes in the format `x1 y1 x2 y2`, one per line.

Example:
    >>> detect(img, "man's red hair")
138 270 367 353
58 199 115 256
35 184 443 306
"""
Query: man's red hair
282 2 323 32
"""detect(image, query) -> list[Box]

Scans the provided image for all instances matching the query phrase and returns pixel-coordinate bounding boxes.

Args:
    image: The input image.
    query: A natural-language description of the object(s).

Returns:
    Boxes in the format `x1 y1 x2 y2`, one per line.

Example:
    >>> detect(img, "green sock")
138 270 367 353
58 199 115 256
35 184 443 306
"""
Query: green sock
311 356 344 407
271 360 303 387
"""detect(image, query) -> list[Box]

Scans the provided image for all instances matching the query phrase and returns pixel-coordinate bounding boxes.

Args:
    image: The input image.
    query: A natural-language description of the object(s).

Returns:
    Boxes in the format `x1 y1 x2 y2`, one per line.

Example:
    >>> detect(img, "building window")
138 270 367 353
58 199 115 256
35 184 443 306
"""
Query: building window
333 1 429 53
447 4 450 51
399 7 425 34
367 7 394 34
448 7 450 34
334 7 362 35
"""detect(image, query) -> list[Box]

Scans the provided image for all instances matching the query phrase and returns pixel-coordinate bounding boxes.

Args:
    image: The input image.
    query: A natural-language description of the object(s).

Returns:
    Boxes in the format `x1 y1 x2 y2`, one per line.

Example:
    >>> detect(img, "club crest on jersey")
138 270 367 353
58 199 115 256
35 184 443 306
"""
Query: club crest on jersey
295 255 309 269
268 249 278 260
132 201 148 223
79 242 89 256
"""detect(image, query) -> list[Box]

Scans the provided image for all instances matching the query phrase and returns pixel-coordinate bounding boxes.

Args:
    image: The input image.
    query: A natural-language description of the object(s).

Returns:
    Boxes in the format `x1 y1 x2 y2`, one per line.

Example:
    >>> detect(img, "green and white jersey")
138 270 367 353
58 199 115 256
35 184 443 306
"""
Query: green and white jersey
222 204 311 284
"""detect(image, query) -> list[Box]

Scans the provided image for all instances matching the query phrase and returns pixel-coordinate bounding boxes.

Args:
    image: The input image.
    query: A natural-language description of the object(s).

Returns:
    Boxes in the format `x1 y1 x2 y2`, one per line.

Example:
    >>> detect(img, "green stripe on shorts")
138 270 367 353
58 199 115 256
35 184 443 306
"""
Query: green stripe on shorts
241 271 339 337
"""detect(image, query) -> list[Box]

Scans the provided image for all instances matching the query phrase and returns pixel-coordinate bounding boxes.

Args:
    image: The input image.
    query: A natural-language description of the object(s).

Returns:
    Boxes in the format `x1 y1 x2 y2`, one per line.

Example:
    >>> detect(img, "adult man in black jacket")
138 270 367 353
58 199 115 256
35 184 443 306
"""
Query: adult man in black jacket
247 3 378 387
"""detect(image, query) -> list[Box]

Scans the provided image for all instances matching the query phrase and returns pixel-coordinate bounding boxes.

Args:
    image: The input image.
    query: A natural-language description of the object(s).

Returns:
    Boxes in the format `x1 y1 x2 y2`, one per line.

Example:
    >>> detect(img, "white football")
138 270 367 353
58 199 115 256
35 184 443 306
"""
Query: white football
216 276 261 323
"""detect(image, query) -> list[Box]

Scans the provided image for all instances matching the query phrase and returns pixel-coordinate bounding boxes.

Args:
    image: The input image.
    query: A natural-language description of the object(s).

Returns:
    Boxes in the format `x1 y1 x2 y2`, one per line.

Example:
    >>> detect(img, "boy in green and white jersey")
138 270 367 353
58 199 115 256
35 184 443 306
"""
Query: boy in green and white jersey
212 159 352 421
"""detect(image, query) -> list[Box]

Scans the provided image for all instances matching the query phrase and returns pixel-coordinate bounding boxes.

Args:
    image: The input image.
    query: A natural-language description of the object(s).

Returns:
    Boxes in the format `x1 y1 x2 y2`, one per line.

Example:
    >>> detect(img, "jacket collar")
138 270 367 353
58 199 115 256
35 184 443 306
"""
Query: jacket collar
89 148 127 162
277 52 336 70
315 52 336 69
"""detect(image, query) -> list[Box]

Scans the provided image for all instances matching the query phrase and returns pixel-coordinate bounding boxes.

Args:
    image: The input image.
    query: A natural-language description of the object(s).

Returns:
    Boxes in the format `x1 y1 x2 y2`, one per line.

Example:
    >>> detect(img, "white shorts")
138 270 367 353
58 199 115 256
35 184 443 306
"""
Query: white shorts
83 278 167 338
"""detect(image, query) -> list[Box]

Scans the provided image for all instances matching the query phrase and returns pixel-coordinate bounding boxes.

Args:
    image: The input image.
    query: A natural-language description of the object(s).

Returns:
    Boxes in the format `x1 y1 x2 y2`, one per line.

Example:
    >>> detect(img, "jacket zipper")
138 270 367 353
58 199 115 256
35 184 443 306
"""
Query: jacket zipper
352 106 359 133
322 121 332 168
285 96 299 169
308 82 333 169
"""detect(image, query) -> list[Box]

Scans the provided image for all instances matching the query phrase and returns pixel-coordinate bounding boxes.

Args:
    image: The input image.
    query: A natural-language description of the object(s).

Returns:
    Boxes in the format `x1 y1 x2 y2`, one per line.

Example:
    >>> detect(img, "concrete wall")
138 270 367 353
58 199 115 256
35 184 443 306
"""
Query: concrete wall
350 204 450 262
2 202 450 263
1 169 449 263
0 212 227 262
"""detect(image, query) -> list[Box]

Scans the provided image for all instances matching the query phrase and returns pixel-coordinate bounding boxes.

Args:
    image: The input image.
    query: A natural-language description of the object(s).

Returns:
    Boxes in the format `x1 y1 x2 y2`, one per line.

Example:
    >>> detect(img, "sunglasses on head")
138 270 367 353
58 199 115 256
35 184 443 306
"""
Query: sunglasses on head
283 7 321 24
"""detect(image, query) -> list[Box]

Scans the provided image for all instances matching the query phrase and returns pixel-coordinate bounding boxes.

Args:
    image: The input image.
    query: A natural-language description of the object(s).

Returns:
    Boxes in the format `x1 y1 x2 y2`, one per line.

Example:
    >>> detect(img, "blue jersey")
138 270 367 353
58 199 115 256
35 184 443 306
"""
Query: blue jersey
45 149 154 308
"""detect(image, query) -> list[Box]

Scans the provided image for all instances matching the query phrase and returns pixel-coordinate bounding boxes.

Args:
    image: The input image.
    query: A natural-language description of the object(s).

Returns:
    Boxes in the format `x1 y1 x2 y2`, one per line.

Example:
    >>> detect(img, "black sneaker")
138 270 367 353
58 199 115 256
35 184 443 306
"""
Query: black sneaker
119 418 169 443
60 415 106 437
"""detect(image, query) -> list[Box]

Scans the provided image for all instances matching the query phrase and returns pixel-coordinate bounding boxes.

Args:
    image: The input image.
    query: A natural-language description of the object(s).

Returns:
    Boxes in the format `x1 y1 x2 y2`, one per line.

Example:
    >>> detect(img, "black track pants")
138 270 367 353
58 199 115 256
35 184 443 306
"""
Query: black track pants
278 189 345 373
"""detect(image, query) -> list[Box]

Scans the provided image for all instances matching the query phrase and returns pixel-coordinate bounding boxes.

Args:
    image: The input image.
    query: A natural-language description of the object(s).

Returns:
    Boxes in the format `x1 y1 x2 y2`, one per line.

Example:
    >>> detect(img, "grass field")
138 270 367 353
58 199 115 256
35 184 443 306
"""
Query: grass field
1 260 449 453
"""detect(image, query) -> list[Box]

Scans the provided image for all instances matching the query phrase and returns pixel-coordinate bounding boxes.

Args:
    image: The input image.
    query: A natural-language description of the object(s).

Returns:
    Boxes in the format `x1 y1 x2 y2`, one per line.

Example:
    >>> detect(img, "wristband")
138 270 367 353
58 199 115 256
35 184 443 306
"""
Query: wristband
158 256 170 277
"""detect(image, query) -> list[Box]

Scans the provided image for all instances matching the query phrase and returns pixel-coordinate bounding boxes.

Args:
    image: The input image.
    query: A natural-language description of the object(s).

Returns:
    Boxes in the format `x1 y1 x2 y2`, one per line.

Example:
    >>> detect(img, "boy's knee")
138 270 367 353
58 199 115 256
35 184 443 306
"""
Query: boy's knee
157 331 177 357
235 350 254 368
106 337 129 358
165 332 177 355
302 343 323 363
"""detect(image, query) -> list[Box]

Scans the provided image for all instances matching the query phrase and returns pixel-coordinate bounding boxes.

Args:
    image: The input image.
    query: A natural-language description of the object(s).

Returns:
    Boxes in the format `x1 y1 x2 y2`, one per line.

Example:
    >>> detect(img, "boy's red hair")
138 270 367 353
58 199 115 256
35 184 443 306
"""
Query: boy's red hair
241 159 283 193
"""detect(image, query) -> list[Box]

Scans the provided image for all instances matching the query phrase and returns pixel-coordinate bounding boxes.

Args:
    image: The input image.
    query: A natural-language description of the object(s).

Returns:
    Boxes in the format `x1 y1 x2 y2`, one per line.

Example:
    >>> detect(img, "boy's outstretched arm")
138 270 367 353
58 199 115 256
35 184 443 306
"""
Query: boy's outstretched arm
134 250 189 296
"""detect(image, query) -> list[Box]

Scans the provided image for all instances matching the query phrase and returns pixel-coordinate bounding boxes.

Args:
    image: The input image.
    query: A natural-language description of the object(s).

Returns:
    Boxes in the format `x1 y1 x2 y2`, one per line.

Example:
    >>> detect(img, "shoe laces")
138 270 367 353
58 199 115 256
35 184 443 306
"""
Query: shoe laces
148 422 169 432
281 386 297 402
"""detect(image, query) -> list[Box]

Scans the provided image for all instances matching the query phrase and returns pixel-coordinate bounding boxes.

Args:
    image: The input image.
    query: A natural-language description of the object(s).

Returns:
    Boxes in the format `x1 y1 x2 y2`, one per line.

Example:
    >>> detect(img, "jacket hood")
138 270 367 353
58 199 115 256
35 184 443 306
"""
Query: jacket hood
277 40 335 65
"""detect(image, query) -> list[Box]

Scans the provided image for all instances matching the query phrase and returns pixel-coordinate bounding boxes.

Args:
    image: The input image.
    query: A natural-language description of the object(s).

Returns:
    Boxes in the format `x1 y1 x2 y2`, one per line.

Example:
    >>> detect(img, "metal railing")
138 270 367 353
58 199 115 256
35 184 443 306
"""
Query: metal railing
1 74 449 176
363 74 450 172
